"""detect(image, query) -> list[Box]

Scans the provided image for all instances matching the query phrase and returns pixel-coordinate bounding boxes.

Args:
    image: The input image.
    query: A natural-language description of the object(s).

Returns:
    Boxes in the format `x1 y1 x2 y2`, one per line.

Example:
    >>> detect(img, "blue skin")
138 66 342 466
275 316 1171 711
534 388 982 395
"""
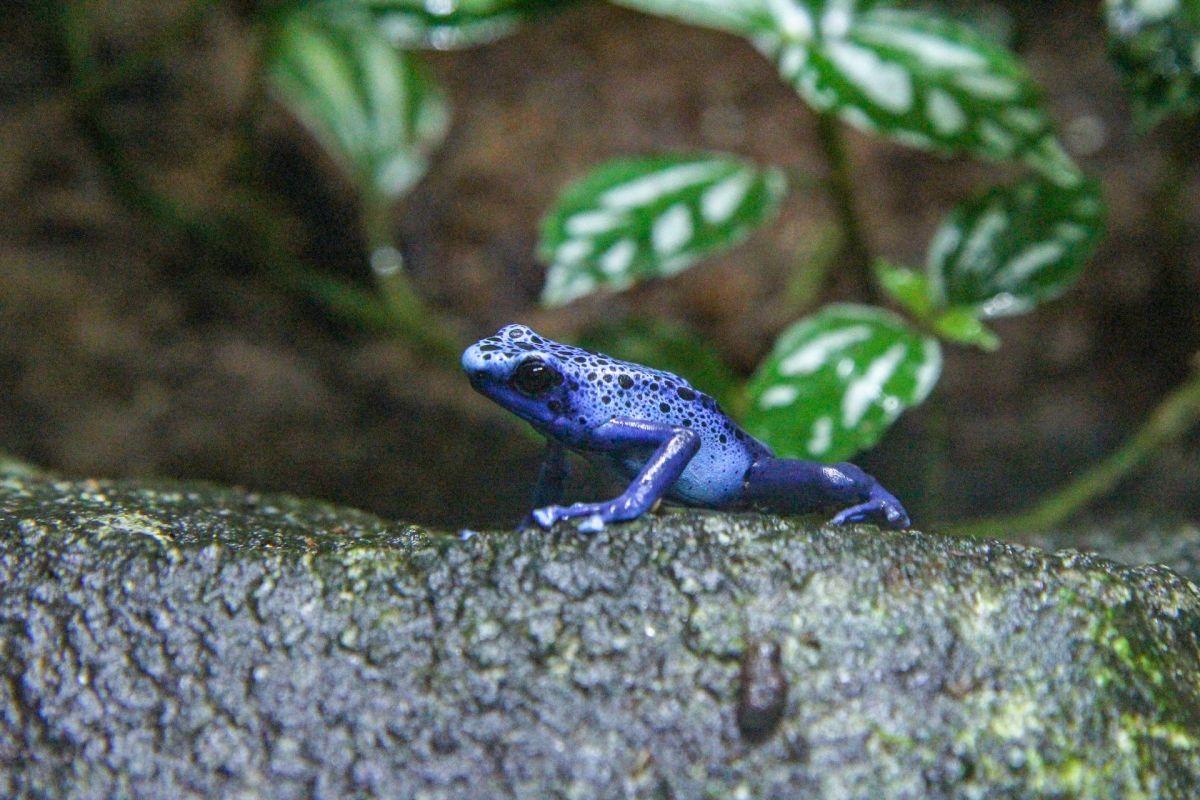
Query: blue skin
463 324 910 533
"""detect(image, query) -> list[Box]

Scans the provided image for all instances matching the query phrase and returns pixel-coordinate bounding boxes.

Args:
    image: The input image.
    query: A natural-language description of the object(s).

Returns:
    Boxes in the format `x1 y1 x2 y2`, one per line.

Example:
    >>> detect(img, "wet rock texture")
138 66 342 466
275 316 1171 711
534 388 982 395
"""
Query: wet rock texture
2 468 1200 799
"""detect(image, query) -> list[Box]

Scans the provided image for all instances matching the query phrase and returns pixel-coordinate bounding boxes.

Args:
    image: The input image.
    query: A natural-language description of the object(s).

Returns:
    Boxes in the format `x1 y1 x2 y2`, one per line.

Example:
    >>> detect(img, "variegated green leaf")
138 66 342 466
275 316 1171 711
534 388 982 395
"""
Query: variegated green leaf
915 0 1017 48
269 8 449 200
873 259 999 350
754 3 1080 184
608 0 774 35
350 0 561 49
927 178 1105 318
1105 0 1200 128
930 307 999 350
873 258 934 319
744 304 942 461
538 154 787 306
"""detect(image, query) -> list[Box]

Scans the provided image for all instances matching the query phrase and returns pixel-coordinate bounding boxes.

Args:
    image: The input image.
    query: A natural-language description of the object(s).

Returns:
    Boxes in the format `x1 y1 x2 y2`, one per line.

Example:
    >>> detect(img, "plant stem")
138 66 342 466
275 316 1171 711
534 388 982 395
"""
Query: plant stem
920 392 950 522
72 0 218 102
813 112 876 304
784 221 842 312
949 119 1200 540
948 366 1200 538
52 0 462 365
360 192 461 362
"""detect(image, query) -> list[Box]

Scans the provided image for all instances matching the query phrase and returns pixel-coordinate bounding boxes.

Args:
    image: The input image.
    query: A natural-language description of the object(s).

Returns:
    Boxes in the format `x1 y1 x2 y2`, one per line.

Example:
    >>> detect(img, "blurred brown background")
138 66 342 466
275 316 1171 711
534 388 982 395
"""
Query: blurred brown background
2 0 1198 528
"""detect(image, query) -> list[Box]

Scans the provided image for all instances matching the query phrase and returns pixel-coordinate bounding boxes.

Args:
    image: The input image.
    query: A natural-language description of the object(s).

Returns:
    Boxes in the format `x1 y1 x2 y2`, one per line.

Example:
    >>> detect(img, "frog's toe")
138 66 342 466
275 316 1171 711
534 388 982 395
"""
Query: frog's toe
830 498 910 529
883 504 910 529
517 512 543 531
577 513 607 534
829 503 872 526
531 506 561 528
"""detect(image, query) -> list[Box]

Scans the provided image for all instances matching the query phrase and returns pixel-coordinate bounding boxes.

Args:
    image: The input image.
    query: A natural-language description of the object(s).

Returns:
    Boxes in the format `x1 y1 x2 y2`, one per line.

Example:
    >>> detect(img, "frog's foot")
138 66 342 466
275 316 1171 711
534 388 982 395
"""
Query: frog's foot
828 485 910 530
530 501 637 534
521 507 596 532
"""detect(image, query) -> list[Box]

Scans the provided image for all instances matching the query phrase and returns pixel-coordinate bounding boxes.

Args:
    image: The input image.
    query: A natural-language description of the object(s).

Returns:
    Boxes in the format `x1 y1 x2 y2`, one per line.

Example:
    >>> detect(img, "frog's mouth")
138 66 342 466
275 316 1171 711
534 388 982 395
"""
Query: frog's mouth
464 369 503 405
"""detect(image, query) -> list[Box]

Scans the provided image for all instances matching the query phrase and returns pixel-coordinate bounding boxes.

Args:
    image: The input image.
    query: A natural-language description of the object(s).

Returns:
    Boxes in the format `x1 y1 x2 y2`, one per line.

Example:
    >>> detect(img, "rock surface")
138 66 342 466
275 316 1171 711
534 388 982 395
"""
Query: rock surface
1029 518 1200 586
2 470 1200 799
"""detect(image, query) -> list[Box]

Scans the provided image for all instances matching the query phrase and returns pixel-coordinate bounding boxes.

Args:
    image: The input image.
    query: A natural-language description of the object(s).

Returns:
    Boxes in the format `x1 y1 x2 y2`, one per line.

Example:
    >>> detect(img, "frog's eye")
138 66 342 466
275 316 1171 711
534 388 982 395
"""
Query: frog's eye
510 359 562 397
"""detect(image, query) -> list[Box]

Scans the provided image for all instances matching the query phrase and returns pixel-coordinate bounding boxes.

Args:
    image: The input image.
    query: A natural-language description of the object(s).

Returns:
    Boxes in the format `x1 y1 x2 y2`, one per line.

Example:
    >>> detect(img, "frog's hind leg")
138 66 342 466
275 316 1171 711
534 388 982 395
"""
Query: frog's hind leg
743 457 910 530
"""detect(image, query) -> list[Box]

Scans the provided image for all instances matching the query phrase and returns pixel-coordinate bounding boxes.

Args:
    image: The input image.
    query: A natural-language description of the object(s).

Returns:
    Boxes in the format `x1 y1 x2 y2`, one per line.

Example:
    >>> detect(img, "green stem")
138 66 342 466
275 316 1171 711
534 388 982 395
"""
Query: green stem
921 391 950 522
53 1 462 365
949 119 1199 539
360 192 462 362
813 112 876 304
72 0 218 102
948 366 1200 538
784 221 842 312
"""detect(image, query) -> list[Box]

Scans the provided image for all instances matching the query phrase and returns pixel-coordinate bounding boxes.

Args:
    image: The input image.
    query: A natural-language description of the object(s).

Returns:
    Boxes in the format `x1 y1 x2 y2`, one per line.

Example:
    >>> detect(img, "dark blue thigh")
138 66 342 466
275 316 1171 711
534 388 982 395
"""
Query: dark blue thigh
742 458 872 514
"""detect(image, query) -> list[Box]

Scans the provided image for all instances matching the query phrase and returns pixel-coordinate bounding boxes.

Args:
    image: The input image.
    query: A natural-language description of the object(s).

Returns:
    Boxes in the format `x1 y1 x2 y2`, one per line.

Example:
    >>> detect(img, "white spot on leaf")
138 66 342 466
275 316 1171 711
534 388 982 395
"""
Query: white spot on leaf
855 23 989 70
779 326 874 376
980 292 1027 317
1024 137 1082 188
701 170 754 224
797 69 837 110
927 223 963 269
978 120 1017 155
767 0 814 40
839 106 877 132
660 252 698 276
1002 106 1045 134
891 129 934 149
927 88 966 135
1054 222 1089 243
547 270 597 305
565 210 624 236
954 72 1021 101
759 384 800 410
600 162 724 209
913 339 942 401
842 343 907 428
652 203 694 255
555 239 592 265
960 207 1008 273
1135 0 1180 20
995 241 1067 285
826 40 914 115
821 0 853 37
600 239 636 275
808 416 834 455
779 44 808 78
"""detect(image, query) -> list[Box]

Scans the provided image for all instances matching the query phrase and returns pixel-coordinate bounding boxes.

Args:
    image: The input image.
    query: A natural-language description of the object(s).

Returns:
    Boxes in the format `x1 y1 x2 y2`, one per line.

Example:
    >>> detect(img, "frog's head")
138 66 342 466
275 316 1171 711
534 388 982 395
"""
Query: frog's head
462 324 575 430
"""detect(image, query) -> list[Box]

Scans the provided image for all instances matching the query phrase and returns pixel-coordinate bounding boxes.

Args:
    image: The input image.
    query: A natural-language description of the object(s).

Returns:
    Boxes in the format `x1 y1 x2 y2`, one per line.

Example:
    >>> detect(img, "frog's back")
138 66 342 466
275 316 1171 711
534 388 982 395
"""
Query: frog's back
562 346 768 507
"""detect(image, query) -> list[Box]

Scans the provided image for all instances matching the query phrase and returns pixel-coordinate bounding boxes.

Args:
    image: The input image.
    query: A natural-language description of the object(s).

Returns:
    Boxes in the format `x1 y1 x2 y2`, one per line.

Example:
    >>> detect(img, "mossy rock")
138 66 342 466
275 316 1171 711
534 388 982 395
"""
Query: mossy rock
1029 517 1200 588
2 472 1199 798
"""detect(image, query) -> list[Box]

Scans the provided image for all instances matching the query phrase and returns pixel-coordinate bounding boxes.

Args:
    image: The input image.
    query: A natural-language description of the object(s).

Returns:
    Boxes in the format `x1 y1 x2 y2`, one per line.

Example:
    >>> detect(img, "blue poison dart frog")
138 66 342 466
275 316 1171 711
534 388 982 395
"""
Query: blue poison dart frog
462 324 910 533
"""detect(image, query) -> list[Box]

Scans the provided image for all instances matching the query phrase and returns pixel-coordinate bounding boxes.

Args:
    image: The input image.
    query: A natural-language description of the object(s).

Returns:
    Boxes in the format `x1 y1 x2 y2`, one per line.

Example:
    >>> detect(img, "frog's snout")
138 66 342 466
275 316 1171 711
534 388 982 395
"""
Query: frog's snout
461 343 506 389
461 344 489 377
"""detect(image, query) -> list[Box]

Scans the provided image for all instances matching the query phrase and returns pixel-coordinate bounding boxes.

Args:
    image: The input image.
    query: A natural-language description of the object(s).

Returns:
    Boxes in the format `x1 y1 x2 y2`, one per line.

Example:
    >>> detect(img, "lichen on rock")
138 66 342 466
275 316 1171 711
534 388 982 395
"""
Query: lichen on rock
1 473 1199 798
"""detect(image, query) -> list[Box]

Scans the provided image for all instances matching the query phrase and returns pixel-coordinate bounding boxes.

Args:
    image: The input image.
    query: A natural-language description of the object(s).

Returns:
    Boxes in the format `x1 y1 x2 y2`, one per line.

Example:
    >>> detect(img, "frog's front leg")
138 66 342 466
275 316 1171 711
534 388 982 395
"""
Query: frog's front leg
533 439 570 508
531 419 699 534
518 440 570 530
